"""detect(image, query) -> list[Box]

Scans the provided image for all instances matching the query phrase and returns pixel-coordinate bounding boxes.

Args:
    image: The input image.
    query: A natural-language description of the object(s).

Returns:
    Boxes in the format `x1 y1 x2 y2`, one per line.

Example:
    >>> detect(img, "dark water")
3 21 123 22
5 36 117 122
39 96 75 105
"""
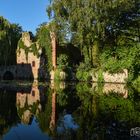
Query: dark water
0 81 140 140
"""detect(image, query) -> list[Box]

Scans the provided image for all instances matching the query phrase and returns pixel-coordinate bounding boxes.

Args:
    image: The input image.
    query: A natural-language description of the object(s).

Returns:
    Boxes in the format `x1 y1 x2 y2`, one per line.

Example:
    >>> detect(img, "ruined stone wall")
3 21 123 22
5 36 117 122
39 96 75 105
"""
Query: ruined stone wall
92 69 128 83
103 69 128 83
16 32 43 79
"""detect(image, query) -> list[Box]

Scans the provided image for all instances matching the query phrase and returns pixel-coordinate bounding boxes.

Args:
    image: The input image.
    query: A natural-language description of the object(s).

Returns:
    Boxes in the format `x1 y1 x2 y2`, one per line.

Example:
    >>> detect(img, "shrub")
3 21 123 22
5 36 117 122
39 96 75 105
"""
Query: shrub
132 76 140 92
57 54 69 69
76 63 92 82
54 68 65 81
97 69 104 83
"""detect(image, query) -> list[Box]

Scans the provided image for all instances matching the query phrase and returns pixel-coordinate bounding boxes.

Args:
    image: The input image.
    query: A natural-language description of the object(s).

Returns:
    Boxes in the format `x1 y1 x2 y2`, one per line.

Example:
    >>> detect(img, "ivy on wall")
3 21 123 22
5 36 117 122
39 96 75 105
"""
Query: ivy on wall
36 24 52 72
17 39 40 61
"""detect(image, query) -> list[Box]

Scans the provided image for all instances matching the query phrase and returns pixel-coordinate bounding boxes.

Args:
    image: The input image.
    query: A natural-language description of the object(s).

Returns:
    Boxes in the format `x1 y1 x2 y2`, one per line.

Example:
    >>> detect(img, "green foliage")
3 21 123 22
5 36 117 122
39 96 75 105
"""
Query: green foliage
17 39 39 61
54 68 67 81
57 54 69 69
92 41 100 67
57 90 68 106
76 62 92 81
54 67 74 81
100 56 124 73
54 69 61 81
37 88 53 135
97 69 104 83
47 0 140 77
100 43 140 74
0 16 22 65
97 94 138 123
30 43 39 56
76 71 91 82
76 83 92 95
132 76 140 92
18 39 26 49
57 44 82 67
36 23 52 71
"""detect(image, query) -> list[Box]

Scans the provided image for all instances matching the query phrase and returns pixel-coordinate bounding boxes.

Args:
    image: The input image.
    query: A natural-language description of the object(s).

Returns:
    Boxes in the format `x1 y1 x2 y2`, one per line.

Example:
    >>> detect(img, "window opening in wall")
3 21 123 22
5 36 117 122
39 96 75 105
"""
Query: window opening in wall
32 61 35 67
32 90 35 96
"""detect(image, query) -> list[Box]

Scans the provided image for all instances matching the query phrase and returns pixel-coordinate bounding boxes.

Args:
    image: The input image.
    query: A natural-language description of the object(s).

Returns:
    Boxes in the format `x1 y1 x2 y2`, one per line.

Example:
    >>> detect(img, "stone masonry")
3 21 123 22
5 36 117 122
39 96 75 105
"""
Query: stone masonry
16 32 45 79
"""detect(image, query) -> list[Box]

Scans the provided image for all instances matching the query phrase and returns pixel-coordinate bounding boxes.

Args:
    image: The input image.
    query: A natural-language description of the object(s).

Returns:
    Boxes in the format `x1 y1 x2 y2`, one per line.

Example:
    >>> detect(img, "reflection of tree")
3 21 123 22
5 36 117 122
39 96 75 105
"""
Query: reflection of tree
36 88 53 136
20 82 139 139
37 82 81 138
57 83 80 114
75 83 140 139
0 90 19 137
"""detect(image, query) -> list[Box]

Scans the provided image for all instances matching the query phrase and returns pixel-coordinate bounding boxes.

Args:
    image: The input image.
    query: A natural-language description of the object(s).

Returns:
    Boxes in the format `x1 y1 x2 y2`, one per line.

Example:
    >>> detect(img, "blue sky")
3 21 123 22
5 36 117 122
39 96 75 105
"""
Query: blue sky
0 0 50 34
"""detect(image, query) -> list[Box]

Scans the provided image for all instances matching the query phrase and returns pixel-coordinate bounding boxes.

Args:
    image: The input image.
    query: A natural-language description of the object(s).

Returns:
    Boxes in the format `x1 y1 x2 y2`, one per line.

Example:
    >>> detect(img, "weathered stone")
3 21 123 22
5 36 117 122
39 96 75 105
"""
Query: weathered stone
16 32 46 79
103 69 128 83
21 32 32 47
91 69 128 83
60 71 66 80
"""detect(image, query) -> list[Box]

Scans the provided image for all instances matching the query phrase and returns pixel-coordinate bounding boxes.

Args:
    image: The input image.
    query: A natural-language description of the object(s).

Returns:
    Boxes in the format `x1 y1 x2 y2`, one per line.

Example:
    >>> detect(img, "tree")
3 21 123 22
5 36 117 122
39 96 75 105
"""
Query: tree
47 0 140 67
0 16 22 65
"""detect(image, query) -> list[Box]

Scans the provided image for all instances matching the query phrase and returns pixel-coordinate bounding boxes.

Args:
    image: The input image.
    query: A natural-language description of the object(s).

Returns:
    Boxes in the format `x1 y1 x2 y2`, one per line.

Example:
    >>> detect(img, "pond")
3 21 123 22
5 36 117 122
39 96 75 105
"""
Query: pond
0 81 140 140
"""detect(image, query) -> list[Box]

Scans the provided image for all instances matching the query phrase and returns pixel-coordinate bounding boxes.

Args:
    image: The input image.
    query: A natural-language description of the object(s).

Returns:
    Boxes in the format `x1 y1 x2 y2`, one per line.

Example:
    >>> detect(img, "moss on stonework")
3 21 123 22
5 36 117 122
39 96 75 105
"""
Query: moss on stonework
17 39 40 61
30 43 39 57
18 39 26 50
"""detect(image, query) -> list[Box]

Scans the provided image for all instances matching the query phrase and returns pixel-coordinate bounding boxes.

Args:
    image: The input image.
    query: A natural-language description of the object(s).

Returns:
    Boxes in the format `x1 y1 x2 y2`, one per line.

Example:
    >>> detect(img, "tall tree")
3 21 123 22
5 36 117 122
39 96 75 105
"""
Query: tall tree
0 16 22 65
47 0 140 66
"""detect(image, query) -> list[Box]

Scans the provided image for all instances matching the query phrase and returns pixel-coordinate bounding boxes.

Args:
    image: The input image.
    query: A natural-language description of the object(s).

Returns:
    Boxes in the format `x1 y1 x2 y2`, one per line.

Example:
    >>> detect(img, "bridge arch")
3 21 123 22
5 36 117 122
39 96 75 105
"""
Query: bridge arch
3 71 14 80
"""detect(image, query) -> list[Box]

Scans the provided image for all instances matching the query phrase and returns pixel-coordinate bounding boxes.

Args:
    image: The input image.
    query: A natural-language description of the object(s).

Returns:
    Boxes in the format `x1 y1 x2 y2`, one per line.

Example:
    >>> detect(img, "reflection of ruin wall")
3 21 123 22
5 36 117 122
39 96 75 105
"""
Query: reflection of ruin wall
16 85 40 108
16 84 41 124
92 83 128 98
103 83 128 98
92 69 128 83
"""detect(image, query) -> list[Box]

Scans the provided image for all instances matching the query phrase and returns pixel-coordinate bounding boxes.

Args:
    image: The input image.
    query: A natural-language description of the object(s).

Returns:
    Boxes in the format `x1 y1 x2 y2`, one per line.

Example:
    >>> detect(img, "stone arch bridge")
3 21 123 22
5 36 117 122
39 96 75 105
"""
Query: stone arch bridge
0 64 36 80
0 65 17 80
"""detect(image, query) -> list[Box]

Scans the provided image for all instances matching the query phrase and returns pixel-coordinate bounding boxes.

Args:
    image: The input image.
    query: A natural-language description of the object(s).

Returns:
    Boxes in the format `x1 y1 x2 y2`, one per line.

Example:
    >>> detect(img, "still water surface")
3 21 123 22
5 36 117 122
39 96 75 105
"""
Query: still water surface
0 81 140 140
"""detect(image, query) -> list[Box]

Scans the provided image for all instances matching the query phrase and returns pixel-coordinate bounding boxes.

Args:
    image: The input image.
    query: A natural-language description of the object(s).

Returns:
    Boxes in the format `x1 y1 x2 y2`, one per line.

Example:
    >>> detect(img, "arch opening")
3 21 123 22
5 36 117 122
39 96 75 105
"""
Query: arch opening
3 71 14 80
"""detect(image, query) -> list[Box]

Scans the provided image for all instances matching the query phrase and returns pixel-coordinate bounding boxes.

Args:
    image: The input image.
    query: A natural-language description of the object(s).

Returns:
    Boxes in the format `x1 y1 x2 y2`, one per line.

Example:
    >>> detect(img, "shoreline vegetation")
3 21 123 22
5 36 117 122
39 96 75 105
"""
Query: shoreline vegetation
0 0 139 86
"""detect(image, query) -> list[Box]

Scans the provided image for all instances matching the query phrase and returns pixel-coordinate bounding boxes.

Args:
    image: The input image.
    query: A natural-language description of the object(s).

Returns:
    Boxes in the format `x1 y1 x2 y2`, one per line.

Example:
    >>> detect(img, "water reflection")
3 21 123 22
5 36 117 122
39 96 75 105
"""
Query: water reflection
0 81 139 140
16 81 41 124
3 118 50 140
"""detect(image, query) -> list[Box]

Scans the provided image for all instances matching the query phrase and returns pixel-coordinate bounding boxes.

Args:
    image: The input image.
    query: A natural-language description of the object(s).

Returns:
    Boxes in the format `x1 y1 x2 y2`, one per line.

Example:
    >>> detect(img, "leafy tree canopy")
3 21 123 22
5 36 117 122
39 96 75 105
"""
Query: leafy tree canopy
0 16 22 65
